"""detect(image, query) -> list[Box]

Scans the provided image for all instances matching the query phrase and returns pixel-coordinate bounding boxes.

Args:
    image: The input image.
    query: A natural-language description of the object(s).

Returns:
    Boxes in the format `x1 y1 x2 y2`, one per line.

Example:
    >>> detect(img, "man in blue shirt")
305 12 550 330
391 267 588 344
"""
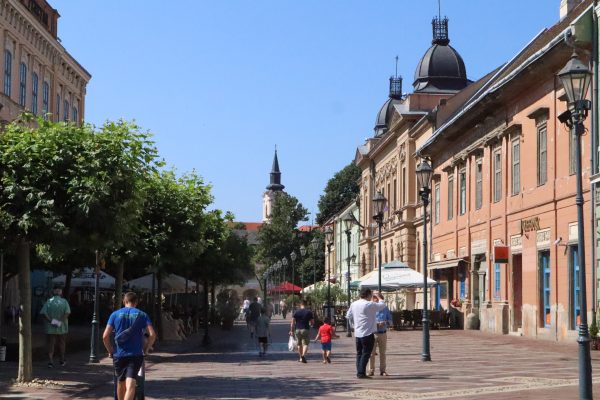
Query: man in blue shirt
103 292 156 400
368 292 392 376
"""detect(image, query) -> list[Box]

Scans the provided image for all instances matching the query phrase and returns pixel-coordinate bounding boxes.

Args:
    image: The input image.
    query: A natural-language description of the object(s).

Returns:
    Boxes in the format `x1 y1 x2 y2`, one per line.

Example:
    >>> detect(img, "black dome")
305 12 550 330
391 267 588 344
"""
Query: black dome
413 17 469 93
374 97 401 137
413 44 468 93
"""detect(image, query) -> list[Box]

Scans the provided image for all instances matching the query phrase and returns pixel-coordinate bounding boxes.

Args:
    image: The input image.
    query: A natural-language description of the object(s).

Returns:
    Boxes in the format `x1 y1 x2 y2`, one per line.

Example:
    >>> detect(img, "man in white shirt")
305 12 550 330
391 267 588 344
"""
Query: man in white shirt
346 287 387 379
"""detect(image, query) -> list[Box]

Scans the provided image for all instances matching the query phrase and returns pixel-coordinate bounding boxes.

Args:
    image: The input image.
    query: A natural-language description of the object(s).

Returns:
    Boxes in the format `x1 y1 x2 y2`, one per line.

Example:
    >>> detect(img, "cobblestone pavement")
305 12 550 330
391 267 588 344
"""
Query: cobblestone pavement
2 316 600 399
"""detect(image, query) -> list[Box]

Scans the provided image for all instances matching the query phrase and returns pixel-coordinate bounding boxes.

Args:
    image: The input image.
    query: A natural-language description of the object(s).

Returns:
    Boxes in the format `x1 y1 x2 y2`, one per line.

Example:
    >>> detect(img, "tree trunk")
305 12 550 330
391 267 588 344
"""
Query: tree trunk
114 259 124 310
63 266 73 299
210 282 216 324
156 273 163 341
17 239 32 382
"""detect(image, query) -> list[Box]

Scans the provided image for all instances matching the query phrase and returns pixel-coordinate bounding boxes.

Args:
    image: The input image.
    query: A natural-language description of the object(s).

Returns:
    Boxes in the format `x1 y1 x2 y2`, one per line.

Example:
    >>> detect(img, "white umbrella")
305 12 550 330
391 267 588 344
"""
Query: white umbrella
126 273 196 294
52 267 116 290
359 261 436 291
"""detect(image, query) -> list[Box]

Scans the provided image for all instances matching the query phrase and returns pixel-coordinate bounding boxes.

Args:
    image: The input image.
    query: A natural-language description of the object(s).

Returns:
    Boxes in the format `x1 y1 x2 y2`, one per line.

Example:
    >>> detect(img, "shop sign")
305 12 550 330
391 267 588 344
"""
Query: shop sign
494 246 509 263
521 217 540 233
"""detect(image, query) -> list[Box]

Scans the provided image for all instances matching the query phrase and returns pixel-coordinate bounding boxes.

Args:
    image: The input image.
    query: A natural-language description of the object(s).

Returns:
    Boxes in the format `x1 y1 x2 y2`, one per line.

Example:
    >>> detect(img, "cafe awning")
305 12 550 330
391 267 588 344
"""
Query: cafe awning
428 257 468 270
359 261 436 291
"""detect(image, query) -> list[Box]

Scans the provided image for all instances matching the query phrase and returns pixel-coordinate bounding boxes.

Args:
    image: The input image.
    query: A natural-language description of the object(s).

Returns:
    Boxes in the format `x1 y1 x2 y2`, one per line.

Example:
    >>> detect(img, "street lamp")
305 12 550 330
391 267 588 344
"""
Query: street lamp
290 251 297 310
282 257 288 301
299 245 307 297
310 237 320 287
558 51 593 400
416 158 433 362
372 191 386 294
89 251 101 363
324 226 334 320
343 213 356 337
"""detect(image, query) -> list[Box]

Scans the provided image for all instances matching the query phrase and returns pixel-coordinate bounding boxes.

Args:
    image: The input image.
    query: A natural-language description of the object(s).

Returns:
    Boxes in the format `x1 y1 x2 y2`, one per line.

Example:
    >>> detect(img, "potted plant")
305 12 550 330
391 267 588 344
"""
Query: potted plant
590 320 599 350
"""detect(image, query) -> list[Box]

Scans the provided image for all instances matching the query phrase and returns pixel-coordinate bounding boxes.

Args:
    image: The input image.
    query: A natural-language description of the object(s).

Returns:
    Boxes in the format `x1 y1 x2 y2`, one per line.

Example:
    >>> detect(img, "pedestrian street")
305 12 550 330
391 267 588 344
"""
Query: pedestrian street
2 315 600 399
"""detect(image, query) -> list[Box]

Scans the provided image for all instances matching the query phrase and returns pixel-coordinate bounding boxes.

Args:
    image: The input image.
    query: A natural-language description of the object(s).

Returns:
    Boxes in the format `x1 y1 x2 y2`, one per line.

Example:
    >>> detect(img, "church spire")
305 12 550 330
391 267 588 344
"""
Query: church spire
266 149 285 191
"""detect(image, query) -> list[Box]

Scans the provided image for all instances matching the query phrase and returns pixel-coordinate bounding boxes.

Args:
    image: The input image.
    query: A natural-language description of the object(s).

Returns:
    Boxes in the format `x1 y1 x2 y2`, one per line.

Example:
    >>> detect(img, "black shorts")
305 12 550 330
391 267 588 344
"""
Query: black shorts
114 356 143 382
258 336 268 344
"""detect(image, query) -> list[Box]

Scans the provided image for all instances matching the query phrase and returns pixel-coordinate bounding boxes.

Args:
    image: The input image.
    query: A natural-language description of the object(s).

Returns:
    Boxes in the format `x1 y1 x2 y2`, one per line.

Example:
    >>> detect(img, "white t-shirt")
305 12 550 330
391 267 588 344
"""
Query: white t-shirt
346 299 386 338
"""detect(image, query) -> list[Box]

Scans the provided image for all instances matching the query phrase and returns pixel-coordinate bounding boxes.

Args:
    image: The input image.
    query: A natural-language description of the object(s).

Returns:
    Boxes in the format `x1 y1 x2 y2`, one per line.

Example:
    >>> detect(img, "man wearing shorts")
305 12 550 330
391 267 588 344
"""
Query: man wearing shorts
290 300 314 363
103 292 156 400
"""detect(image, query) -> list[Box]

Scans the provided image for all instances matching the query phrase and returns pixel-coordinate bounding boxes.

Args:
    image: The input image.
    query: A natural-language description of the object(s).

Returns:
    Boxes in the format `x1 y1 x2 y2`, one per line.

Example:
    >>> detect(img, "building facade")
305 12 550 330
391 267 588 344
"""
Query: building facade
355 15 470 310
0 0 90 123
418 0 594 341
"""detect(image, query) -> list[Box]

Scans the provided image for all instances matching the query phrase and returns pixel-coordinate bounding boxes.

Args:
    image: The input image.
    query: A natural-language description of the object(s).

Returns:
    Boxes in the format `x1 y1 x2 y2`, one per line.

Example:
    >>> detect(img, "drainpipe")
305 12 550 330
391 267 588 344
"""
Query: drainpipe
591 0 598 327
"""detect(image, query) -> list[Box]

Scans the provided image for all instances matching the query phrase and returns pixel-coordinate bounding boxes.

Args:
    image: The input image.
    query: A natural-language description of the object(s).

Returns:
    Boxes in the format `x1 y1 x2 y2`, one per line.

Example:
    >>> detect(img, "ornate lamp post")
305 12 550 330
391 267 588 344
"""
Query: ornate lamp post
416 159 433 362
89 251 101 363
282 257 288 301
372 192 387 293
290 251 297 310
343 213 356 337
324 226 334 320
557 52 593 400
299 245 307 298
310 237 320 287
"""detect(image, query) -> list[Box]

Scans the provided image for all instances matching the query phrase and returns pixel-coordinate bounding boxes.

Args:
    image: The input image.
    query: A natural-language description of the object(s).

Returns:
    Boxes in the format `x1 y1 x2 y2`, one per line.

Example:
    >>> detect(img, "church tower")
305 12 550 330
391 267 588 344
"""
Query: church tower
262 149 285 222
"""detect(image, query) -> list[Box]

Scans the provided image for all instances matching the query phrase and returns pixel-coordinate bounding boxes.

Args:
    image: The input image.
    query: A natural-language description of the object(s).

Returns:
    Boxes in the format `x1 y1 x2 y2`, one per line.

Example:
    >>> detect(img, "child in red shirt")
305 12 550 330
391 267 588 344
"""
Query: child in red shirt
314 317 339 364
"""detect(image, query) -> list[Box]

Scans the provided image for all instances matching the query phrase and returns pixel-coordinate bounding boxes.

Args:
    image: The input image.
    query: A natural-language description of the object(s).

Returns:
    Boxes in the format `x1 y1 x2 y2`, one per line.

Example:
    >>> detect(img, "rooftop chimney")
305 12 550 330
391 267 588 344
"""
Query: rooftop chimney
560 0 583 20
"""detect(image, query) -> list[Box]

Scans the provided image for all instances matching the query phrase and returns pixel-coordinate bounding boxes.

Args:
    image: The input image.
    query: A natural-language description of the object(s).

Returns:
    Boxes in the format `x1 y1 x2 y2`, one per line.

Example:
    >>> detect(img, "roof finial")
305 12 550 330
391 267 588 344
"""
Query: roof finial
389 56 402 100
431 1 449 46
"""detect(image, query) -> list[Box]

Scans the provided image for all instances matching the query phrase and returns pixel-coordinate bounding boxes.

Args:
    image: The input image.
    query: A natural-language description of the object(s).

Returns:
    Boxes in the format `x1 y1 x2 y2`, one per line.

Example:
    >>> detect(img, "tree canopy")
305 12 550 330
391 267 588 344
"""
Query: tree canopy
316 162 360 225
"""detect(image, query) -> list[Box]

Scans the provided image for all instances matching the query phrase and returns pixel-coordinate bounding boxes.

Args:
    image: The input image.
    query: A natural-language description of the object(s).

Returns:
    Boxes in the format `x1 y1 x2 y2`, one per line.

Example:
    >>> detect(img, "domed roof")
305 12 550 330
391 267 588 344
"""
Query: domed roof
374 97 402 137
413 17 469 93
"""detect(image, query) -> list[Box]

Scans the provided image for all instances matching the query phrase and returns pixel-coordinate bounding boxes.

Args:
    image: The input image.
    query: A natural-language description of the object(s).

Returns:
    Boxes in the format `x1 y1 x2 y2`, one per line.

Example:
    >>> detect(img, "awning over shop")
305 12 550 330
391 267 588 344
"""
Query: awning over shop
428 257 468 271
359 261 436 291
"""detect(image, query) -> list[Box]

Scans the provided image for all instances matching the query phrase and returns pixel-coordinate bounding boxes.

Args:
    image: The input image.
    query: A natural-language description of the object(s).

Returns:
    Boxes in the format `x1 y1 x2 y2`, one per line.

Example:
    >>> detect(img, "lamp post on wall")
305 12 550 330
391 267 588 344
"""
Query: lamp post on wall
310 237 319 287
343 213 356 337
416 159 433 362
299 245 307 298
372 192 387 294
557 52 593 400
324 227 334 320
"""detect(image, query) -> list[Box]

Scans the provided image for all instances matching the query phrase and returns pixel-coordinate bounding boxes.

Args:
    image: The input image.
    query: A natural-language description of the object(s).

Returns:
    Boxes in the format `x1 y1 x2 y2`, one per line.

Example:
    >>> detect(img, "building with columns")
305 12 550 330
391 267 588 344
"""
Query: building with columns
355 14 470 310
0 0 90 123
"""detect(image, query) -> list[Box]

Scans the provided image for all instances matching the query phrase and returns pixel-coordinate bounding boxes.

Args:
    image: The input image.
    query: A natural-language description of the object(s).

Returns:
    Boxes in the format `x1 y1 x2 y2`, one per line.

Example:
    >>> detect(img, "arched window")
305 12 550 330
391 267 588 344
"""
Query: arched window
3 50 11 96
390 240 394 261
63 100 69 121
72 106 78 124
31 72 38 115
18 62 26 106
42 81 49 118
56 94 60 122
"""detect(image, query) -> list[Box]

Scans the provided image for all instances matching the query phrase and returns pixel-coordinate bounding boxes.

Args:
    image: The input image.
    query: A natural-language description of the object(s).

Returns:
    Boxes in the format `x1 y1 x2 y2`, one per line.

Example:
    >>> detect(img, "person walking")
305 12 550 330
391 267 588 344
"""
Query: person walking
246 297 261 338
346 288 386 379
290 300 314 363
40 288 71 368
368 292 393 376
103 292 156 400
314 316 339 364
280 299 288 319
256 308 271 357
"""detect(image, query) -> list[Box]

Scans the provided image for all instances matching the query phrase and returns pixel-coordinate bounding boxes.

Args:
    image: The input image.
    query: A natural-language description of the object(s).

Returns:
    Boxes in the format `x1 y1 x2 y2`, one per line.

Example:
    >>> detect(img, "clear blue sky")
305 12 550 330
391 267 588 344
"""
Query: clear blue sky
52 0 558 222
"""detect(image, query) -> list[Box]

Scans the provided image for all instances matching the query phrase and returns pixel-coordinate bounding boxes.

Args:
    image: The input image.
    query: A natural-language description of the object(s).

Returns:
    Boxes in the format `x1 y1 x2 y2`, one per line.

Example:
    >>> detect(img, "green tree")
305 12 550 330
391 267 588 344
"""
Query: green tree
255 192 308 283
0 117 158 382
316 162 360 225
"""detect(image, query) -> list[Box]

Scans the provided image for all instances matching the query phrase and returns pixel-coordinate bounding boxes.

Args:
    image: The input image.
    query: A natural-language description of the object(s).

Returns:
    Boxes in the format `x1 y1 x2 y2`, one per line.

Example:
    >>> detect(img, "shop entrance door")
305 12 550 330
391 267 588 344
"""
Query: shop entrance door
511 254 522 331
